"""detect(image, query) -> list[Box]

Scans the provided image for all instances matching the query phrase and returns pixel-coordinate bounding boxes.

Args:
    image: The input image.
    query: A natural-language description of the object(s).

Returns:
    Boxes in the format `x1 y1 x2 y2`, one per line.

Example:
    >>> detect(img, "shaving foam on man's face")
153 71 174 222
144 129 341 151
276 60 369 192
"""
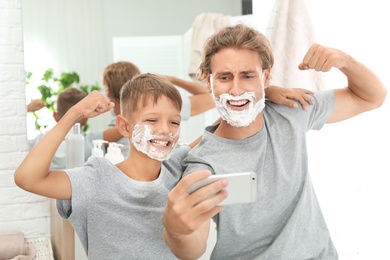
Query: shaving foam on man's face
131 123 180 161
210 74 266 127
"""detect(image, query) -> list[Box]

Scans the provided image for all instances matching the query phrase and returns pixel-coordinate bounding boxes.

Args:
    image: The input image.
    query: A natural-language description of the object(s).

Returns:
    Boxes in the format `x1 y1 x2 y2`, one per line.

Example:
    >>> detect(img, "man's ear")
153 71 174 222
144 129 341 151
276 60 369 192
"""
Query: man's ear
263 68 272 89
116 115 131 138
53 112 60 122
206 74 212 92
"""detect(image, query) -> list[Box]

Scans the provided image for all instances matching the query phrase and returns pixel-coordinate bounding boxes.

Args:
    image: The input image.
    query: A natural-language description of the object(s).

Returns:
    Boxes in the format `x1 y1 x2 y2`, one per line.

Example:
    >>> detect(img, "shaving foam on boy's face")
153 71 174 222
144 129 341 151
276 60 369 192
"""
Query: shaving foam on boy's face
210 74 266 127
131 123 180 161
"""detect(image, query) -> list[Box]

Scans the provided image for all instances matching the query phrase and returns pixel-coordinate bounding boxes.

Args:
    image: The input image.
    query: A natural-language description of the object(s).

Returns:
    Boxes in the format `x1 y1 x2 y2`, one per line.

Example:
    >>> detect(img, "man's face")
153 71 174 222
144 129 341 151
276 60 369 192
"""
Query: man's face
206 48 270 127
207 48 269 107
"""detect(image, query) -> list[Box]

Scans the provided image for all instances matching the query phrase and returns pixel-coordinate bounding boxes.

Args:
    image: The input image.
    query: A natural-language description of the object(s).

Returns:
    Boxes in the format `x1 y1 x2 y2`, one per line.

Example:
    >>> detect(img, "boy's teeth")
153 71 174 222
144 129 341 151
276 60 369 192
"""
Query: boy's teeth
151 140 168 146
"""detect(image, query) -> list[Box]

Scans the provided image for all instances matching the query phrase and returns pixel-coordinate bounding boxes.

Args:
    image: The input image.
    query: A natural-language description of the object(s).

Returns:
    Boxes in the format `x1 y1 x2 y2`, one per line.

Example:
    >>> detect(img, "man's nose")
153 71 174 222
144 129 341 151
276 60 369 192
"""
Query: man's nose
230 77 244 96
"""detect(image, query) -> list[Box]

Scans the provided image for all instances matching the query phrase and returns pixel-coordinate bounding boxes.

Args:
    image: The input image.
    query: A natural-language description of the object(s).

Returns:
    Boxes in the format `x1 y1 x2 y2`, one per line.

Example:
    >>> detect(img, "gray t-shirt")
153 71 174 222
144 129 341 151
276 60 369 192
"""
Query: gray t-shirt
57 146 190 260
183 90 338 259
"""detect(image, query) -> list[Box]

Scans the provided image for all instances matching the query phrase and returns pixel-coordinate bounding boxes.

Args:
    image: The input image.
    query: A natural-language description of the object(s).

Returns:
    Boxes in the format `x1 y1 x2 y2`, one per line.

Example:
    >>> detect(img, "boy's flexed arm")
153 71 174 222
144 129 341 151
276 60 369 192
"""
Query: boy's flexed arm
14 91 114 200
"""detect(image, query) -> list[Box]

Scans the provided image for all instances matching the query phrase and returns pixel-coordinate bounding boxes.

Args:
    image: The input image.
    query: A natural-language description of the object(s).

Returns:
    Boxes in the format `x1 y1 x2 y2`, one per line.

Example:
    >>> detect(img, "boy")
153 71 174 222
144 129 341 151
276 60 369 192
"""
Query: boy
162 24 387 259
15 74 189 259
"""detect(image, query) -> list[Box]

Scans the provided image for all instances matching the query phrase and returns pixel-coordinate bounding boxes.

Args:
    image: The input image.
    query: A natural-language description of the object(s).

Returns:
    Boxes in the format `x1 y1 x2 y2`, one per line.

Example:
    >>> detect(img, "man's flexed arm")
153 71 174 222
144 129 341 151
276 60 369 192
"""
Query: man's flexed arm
14 91 114 200
299 43 387 123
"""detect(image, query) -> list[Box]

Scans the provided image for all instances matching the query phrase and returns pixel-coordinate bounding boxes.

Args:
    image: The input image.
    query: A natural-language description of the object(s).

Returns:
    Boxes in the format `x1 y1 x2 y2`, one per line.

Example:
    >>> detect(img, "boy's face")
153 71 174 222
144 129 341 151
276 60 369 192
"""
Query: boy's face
206 47 270 127
130 95 181 161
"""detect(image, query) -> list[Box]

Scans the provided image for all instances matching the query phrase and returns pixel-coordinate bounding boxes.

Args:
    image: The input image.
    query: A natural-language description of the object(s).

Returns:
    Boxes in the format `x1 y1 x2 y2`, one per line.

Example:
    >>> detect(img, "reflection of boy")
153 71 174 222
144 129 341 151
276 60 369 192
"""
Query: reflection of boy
28 87 93 169
163 24 387 259
15 74 190 258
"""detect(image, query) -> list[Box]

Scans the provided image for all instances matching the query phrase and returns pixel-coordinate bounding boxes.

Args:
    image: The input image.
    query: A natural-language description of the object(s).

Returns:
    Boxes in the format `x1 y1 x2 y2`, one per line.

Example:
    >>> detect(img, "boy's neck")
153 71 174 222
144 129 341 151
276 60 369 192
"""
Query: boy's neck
116 152 162 182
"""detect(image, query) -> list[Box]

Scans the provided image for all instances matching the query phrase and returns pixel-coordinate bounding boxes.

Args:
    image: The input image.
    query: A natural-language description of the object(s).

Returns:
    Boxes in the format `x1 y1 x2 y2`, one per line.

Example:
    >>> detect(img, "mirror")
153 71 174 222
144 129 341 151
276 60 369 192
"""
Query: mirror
22 0 247 142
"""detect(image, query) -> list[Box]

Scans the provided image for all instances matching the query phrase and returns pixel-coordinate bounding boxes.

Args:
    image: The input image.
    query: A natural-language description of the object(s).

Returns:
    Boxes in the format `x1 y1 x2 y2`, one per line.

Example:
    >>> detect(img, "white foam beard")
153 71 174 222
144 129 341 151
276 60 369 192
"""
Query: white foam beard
210 75 265 127
131 123 179 161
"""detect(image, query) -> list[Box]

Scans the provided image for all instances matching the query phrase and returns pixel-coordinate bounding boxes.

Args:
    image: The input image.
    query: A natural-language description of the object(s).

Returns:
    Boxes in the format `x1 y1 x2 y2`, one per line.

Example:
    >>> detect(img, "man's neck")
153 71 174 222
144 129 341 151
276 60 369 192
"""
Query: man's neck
214 113 264 140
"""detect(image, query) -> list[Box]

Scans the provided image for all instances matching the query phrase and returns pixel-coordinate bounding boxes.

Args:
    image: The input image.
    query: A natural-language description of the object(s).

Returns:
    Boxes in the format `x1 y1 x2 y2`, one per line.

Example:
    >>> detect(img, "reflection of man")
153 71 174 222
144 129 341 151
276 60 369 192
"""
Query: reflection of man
162 24 387 259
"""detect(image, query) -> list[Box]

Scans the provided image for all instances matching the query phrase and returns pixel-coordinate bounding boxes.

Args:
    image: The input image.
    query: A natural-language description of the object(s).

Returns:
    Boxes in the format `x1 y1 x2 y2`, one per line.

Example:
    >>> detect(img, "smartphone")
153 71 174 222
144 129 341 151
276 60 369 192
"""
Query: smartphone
187 172 257 206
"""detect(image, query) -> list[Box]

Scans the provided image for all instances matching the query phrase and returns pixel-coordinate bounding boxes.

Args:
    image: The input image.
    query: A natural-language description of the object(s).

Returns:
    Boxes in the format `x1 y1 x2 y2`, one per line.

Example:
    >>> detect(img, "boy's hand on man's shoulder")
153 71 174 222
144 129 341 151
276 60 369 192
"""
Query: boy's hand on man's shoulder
266 86 314 110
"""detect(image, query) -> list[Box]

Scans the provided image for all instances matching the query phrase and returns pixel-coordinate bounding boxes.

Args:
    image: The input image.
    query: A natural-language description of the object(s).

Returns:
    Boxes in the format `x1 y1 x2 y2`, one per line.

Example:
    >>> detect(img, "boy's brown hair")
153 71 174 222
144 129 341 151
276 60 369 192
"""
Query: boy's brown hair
102 61 141 101
120 73 182 118
198 24 274 81
56 87 87 119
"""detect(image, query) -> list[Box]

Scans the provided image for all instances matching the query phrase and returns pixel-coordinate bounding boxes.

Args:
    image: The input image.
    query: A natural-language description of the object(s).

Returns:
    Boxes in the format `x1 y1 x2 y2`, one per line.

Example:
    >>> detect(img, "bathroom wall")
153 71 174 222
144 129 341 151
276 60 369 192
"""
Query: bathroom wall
0 0 51 237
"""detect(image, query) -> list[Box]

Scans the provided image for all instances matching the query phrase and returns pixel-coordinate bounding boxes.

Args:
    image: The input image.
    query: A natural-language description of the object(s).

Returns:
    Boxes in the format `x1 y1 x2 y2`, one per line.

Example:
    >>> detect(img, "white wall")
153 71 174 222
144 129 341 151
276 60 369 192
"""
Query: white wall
254 1 390 259
0 0 50 238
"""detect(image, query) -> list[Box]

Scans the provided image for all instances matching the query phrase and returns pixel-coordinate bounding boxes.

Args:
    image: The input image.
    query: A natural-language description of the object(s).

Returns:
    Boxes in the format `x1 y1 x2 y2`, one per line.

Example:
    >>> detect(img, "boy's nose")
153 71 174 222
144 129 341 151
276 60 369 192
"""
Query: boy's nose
155 123 171 135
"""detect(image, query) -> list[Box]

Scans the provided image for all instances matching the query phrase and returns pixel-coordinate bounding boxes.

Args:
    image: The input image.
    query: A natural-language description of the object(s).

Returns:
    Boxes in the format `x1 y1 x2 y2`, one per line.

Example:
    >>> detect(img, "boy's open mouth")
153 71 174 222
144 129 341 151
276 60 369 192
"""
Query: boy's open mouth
150 139 170 147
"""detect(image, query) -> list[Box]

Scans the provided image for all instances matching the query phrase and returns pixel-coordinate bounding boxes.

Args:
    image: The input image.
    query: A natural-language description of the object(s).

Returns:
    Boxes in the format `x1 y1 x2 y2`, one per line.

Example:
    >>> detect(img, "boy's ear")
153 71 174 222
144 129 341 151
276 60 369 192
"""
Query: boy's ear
116 115 131 138
53 112 60 122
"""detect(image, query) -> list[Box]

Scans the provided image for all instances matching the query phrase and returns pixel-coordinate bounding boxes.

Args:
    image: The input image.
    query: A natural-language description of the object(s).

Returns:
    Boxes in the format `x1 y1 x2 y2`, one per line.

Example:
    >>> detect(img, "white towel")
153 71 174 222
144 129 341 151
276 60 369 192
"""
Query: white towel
0 232 35 260
188 13 231 79
269 0 327 91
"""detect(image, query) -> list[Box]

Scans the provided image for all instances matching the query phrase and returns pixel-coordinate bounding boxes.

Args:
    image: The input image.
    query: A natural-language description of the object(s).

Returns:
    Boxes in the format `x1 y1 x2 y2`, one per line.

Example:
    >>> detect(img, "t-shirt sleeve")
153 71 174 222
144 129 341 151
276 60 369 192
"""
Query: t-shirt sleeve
307 90 335 130
162 145 191 179
56 158 98 221
180 95 191 121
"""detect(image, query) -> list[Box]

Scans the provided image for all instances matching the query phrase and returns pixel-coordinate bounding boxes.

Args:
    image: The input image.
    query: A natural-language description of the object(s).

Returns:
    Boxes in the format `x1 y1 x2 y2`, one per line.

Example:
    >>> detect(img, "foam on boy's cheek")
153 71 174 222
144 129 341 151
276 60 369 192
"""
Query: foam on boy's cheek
131 123 179 161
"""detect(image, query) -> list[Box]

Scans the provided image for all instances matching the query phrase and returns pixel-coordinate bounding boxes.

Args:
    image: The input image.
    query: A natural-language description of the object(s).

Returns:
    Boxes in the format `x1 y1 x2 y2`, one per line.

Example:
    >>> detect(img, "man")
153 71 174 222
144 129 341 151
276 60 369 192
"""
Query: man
162 24 386 259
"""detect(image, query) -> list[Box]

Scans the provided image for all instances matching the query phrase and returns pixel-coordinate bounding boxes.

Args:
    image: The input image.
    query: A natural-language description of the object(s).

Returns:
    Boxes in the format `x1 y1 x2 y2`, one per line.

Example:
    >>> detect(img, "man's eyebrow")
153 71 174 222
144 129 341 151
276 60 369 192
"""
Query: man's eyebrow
215 71 232 77
240 70 257 75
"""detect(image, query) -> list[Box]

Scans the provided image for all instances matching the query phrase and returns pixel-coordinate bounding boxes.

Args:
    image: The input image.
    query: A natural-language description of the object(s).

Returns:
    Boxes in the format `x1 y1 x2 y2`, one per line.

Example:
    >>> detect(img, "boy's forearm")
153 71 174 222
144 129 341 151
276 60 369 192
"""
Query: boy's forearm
170 76 208 95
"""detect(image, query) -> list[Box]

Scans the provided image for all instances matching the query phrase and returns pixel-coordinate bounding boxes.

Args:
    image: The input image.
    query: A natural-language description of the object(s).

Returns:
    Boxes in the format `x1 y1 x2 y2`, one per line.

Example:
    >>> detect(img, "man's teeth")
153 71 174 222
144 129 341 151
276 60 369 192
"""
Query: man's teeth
151 140 168 146
229 100 248 106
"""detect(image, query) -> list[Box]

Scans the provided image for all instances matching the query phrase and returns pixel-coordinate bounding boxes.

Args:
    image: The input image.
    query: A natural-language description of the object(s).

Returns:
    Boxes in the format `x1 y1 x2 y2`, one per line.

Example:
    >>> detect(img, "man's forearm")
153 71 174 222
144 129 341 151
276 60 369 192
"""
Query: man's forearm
342 56 386 109
163 226 208 260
